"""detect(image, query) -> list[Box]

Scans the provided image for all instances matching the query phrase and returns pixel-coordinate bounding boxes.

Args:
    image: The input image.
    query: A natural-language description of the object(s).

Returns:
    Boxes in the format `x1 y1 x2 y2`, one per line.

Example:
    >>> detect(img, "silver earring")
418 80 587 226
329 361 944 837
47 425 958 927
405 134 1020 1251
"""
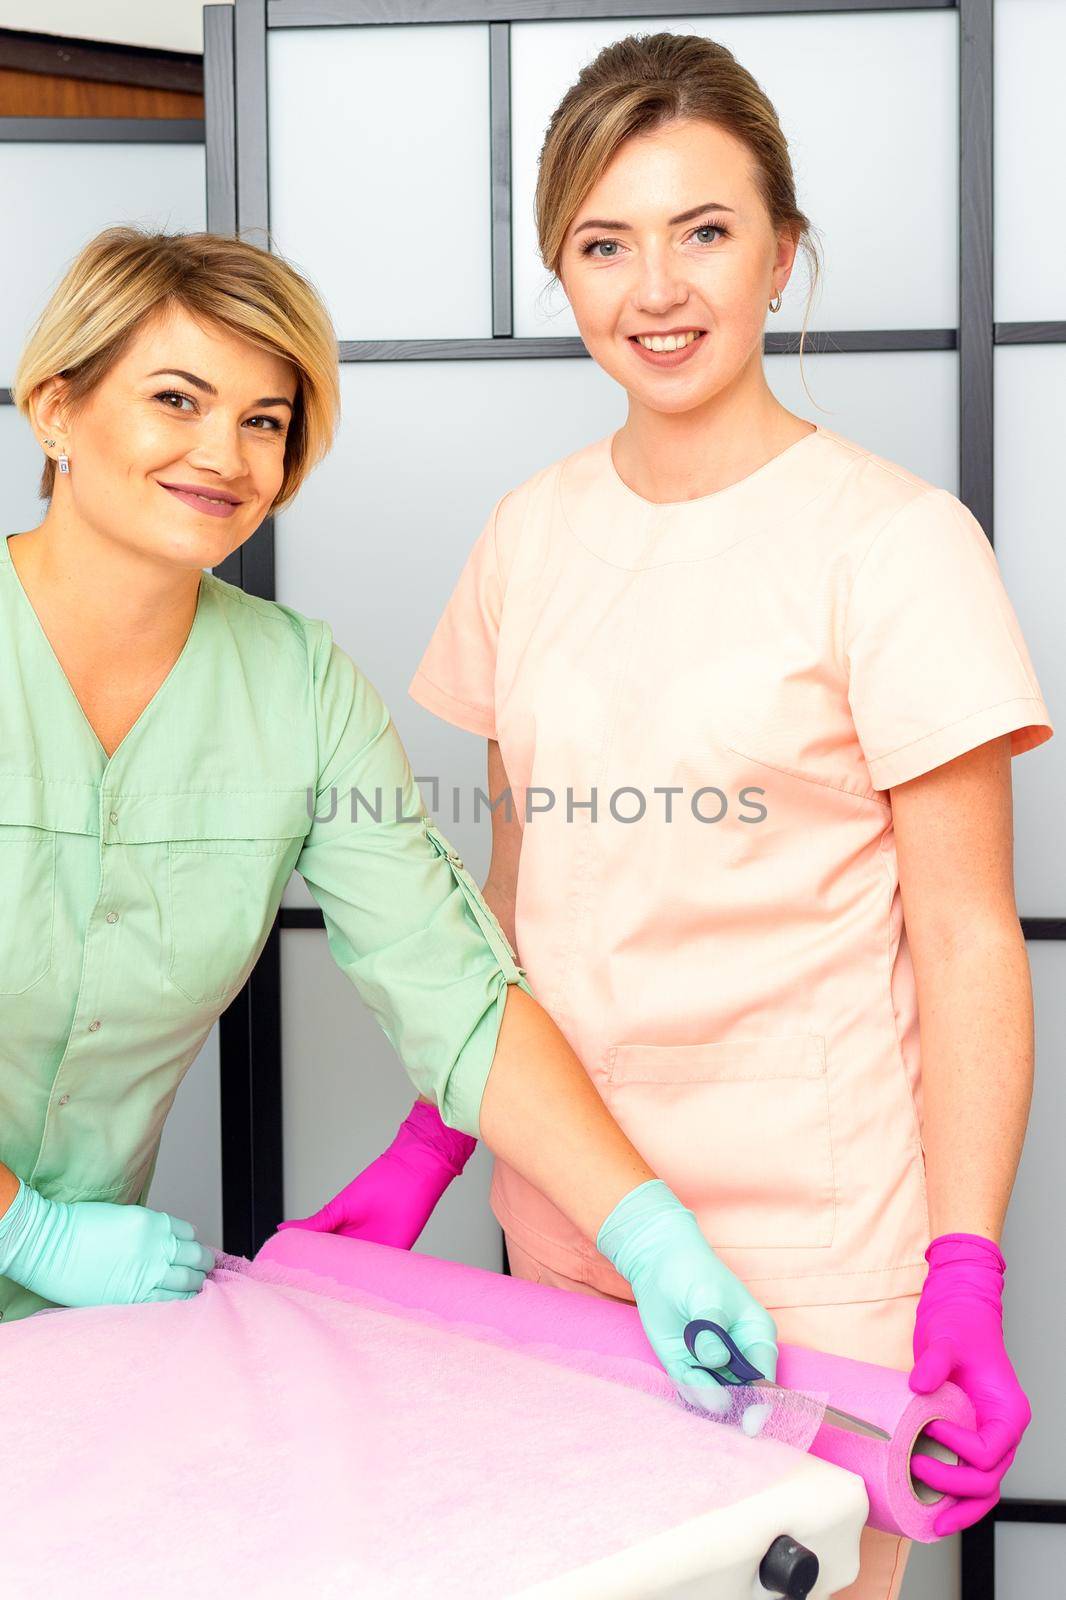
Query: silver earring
768 292 783 314
43 437 69 472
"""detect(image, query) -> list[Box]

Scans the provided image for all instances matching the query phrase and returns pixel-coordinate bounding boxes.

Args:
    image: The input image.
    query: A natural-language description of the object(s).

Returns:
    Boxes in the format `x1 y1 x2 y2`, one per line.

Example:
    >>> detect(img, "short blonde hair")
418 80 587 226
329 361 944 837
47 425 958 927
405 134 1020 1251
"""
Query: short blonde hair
12 226 341 511
535 31 821 362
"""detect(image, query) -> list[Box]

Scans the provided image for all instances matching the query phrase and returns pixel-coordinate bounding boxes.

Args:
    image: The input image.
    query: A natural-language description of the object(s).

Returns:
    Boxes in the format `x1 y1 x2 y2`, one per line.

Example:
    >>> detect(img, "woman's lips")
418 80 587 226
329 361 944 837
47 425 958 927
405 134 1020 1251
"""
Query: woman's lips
628 331 706 369
160 483 240 519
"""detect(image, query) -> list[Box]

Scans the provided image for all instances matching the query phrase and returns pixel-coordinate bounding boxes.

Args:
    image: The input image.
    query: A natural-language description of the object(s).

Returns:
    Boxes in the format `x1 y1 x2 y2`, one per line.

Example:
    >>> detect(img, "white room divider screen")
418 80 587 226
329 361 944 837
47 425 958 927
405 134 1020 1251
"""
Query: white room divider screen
208 3 1061 1593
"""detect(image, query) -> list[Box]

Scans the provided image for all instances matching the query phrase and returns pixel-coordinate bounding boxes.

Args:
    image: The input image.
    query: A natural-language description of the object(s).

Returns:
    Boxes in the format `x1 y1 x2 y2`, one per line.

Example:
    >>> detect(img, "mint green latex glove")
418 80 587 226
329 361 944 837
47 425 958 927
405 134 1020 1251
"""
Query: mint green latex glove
0 1176 215 1309
597 1179 778 1388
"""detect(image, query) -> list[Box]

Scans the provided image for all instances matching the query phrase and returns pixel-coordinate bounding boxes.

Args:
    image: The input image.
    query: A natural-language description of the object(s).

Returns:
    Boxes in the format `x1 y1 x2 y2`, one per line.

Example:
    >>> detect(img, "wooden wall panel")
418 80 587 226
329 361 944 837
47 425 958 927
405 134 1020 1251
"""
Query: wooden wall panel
0 68 202 118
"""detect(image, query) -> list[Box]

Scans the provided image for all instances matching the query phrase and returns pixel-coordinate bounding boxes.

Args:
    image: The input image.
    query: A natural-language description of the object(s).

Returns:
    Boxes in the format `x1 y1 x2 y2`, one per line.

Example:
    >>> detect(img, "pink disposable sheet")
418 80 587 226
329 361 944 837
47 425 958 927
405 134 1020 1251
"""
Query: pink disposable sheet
1 1239 823 1600
256 1229 976 1542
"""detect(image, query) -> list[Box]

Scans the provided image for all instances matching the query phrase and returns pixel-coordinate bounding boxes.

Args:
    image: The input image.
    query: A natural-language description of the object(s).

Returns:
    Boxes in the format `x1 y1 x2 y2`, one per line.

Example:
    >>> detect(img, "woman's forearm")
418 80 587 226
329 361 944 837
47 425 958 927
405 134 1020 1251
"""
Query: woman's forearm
478 984 654 1242
916 920 1034 1242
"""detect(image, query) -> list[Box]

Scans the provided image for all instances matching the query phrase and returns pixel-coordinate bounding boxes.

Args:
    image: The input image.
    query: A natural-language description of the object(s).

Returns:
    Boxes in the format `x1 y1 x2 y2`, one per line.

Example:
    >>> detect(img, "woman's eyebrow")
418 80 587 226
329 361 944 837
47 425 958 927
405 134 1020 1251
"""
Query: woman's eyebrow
572 201 736 236
573 201 729 235
146 367 294 411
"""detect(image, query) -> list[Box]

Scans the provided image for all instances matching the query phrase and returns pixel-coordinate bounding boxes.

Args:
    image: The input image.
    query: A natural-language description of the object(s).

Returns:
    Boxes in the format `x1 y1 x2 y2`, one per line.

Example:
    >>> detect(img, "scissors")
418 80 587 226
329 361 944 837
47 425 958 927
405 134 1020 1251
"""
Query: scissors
684 1319 890 1441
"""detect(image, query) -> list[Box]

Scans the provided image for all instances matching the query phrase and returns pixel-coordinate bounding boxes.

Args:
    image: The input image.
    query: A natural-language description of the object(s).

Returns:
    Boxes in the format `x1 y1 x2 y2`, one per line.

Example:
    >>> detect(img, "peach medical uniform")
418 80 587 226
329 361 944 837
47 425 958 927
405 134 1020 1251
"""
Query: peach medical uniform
409 424 1052 1597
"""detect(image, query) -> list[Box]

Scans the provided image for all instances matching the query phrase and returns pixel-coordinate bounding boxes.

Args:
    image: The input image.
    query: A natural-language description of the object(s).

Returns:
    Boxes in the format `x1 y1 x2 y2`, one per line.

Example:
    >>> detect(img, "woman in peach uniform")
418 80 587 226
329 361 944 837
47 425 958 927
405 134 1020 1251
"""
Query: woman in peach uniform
287 33 1049 1598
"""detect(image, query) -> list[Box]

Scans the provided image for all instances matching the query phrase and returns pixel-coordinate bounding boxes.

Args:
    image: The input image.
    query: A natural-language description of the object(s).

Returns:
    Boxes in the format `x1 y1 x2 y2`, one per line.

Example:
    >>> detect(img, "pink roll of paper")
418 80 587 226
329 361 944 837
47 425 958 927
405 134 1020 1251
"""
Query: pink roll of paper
256 1229 974 1542
773 1344 975 1541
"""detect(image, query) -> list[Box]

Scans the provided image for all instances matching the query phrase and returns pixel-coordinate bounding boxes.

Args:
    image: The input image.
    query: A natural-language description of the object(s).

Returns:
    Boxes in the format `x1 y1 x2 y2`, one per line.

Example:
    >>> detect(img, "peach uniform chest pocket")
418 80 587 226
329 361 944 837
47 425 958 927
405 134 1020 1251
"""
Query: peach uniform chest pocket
603 1033 837 1251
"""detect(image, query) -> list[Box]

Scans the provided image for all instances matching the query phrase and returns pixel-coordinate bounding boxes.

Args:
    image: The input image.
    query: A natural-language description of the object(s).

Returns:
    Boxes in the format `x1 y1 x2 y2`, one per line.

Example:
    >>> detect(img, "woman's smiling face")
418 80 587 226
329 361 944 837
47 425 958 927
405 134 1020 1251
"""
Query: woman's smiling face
557 118 797 416
34 300 299 570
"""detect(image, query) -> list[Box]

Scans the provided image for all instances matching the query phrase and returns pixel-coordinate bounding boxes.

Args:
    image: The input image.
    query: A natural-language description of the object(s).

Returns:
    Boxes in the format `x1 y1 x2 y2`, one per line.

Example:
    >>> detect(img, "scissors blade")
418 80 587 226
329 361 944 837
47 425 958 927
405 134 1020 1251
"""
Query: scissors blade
682 1323 890 1441
747 1381 890 1442
822 1404 891 1441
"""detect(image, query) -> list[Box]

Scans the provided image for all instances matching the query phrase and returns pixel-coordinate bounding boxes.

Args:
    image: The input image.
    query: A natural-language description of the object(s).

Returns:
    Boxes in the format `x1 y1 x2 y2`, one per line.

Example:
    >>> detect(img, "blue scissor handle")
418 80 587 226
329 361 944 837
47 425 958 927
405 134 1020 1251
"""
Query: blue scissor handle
684 1319 765 1386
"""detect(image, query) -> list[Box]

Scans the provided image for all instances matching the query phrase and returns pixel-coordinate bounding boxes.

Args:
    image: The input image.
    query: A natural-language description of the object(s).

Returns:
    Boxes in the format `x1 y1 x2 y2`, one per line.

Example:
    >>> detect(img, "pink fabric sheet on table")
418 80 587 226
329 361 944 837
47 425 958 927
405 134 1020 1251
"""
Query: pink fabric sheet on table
1 1239 809 1600
254 1229 975 1543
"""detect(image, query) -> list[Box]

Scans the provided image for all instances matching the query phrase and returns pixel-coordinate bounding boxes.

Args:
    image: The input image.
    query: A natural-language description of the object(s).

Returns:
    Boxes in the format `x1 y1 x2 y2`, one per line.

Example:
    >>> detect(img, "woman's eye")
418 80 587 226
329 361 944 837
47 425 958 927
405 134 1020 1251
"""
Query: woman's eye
582 235 624 257
155 391 283 432
581 222 726 259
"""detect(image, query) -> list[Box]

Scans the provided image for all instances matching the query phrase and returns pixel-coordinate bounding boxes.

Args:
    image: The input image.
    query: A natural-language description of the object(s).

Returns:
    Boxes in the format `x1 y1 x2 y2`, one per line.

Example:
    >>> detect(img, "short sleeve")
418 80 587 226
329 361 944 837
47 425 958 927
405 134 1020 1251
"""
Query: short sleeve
407 494 507 738
295 620 535 1136
845 488 1053 790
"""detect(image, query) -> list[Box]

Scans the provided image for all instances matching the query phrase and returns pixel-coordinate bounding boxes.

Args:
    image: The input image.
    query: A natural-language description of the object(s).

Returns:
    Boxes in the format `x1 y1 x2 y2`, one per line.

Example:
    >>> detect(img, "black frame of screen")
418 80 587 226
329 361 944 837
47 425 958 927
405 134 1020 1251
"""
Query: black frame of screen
205 4 1066 1588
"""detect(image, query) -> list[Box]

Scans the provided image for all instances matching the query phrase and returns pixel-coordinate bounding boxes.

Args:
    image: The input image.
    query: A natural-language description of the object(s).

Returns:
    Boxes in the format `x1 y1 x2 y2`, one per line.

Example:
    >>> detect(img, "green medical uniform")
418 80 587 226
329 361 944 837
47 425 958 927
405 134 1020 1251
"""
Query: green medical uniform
0 532 533 1325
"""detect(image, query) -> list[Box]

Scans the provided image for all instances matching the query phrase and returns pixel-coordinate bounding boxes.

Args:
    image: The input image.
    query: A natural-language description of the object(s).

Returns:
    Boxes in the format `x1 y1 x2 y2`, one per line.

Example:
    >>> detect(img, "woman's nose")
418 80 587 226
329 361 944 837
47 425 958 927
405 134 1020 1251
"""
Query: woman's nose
185 421 250 482
632 249 687 313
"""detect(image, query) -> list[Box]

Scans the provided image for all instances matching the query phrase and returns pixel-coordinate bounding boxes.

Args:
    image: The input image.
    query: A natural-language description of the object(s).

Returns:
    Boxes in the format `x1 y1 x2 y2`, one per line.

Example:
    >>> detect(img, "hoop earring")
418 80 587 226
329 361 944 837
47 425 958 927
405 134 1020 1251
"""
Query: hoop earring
768 292 783 314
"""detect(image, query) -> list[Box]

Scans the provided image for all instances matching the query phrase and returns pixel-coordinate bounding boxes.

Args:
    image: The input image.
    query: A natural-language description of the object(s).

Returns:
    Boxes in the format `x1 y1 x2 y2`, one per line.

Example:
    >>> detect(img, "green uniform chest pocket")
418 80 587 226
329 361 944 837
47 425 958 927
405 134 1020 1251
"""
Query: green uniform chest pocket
0 827 55 995
167 834 301 1007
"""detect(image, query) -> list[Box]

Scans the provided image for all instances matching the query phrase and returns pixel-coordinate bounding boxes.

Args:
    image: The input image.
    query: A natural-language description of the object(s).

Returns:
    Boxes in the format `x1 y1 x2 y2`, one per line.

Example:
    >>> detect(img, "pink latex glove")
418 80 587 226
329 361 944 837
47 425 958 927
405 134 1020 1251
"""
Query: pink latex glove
908 1233 1032 1534
276 1099 477 1251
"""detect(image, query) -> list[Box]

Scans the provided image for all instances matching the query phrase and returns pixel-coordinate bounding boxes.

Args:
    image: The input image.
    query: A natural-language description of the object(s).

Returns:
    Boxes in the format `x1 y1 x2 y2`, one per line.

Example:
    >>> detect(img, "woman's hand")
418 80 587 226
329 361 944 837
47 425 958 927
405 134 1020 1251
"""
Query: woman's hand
277 1098 477 1251
908 1233 1031 1534
0 1177 214 1308
596 1179 779 1387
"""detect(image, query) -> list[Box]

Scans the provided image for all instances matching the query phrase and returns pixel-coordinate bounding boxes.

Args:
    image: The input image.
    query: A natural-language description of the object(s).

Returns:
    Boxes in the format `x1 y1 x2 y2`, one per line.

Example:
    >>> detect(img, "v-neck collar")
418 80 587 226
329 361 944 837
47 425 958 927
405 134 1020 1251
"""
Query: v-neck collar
1 532 208 771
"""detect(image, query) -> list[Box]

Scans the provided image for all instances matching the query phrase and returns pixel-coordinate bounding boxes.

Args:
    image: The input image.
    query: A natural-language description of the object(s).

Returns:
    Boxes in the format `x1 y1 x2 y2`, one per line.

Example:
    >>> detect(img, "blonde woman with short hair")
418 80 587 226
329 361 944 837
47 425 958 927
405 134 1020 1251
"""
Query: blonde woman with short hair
0 227 781 1421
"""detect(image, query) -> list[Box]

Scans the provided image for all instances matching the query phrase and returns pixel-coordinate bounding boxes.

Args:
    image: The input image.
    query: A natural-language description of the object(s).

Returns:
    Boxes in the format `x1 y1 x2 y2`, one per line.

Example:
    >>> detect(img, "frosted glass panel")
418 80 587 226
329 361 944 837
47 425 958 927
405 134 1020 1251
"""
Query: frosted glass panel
512 11 956 338
994 345 1064 919
1001 943 1066 1499
0 143 205 380
768 348 957 493
150 1024 222 1251
280 930 501 1271
0 402 47 535
995 0 1066 322
997 1523 1066 1594
274 354 625 910
268 26 491 340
